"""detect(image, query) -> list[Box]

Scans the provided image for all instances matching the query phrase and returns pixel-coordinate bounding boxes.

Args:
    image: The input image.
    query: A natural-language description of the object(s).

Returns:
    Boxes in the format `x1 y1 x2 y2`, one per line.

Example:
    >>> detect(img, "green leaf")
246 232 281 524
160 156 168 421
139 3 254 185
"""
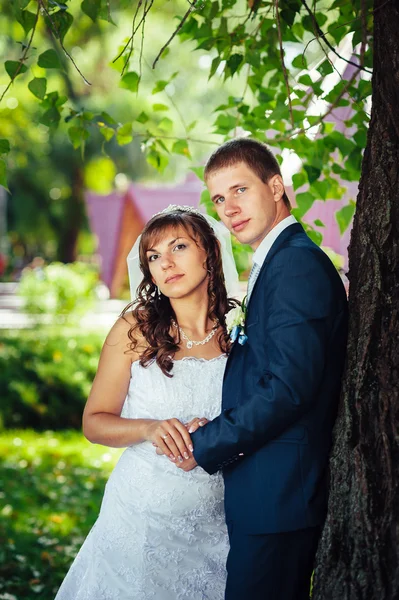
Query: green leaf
99 126 114 142
0 140 11 154
136 111 149 124
354 129 367 148
152 104 169 112
152 80 168 94
190 166 205 182
120 71 140 93
306 228 323 246
329 132 356 157
28 77 47 99
226 53 243 76
49 10 74 43
311 179 330 200
292 54 307 69
317 60 334 77
200 188 217 218
314 219 325 227
17 10 37 35
5 60 28 79
116 123 133 145
81 0 100 22
298 74 313 86
68 126 89 150
38 49 62 69
99 111 117 126
39 107 61 128
336 201 356 235
209 56 221 79
0 159 8 190
214 114 236 135
304 165 321 184
172 139 191 158
293 192 315 218
281 8 296 26
146 149 168 173
158 117 173 132
292 171 307 191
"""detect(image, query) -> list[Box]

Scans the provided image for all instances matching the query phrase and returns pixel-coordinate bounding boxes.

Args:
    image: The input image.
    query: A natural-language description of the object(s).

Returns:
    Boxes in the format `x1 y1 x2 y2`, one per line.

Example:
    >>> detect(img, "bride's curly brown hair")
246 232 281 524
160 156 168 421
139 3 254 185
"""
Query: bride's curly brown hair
121 209 238 376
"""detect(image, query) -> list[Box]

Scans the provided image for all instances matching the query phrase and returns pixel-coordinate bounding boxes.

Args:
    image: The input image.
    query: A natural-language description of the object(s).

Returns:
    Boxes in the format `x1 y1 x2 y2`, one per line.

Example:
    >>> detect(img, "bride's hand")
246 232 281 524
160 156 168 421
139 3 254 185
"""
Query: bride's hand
185 417 209 434
145 419 193 462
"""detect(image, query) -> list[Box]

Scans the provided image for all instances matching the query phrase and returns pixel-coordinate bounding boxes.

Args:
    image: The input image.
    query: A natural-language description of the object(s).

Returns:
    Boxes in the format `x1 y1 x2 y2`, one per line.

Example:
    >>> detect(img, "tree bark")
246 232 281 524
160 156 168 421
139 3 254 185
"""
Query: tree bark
313 1 399 598
57 167 86 263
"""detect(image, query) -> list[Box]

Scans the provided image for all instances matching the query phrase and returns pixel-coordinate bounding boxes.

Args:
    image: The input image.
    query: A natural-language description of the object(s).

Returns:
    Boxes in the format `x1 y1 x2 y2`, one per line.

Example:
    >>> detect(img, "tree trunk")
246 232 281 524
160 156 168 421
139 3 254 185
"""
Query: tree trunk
58 167 86 263
313 1 399 598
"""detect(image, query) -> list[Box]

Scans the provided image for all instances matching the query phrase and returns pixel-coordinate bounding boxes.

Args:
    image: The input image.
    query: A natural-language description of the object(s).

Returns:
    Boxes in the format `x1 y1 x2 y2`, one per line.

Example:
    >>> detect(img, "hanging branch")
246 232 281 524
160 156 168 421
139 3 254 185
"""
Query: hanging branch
0 2 40 104
275 0 294 128
152 0 199 69
113 0 154 69
138 0 148 81
301 0 373 74
273 68 359 144
39 0 91 85
121 0 144 76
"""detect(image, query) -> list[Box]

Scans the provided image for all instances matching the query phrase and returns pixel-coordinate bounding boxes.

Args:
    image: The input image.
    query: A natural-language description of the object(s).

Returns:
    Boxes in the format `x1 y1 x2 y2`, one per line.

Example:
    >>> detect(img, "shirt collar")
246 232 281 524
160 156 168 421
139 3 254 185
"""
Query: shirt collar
252 215 297 268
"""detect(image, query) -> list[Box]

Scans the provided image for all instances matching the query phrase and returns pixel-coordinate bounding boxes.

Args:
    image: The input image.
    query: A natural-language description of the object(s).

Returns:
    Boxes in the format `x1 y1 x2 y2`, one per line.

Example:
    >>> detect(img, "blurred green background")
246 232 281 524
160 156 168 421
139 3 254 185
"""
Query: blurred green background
0 0 368 596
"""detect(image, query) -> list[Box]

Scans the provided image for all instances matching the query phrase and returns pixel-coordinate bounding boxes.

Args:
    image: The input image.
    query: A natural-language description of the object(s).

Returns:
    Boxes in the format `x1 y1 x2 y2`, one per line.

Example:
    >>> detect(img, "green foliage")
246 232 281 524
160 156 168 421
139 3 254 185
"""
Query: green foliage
0 429 122 599
336 200 356 234
18 262 98 323
1 0 371 242
0 329 105 430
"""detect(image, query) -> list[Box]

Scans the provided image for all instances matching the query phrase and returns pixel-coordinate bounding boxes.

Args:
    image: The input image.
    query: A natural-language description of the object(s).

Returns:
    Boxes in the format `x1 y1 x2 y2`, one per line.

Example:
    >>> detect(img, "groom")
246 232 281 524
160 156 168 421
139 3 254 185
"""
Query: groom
180 138 348 599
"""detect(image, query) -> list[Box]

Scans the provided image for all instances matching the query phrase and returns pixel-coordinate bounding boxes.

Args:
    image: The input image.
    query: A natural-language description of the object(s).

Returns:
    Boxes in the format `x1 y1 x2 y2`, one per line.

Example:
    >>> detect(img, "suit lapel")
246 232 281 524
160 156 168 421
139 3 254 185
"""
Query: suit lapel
246 223 304 309
224 223 305 379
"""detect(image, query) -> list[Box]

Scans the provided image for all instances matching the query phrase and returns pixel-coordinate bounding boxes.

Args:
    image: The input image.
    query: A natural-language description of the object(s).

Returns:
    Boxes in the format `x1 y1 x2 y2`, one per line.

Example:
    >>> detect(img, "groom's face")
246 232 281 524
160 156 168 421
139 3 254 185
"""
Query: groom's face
206 161 285 250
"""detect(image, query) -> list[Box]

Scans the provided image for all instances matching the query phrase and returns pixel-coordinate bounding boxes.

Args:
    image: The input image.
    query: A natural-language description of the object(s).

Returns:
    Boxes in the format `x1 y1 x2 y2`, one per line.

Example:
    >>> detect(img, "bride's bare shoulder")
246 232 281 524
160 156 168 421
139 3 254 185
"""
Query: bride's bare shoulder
104 311 146 360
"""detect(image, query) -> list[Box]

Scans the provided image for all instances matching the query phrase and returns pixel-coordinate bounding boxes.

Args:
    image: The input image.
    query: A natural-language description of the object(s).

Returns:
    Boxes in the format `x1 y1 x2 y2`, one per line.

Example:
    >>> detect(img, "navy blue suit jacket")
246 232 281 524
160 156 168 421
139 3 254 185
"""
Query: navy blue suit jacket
192 223 348 534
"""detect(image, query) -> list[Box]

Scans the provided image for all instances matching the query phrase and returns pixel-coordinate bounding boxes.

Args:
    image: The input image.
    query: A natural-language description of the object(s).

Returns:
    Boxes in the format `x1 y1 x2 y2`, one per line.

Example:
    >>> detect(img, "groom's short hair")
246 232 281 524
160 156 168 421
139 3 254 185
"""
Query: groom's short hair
204 138 291 208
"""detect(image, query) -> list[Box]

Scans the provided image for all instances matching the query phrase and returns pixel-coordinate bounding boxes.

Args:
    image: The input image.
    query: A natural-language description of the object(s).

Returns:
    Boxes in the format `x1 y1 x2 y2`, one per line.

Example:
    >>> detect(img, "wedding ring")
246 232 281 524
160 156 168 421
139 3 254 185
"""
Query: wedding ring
162 434 170 439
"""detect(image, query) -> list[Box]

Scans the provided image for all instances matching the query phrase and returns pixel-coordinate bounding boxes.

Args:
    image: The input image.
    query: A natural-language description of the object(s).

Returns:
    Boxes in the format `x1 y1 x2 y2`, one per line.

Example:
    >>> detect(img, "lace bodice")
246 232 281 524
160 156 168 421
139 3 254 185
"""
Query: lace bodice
55 355 229 600
122 354 227 421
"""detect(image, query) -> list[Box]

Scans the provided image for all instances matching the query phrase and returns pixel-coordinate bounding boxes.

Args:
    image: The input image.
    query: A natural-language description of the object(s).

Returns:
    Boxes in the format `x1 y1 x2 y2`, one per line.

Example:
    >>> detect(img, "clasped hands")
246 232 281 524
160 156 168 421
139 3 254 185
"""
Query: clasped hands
147 417 208 472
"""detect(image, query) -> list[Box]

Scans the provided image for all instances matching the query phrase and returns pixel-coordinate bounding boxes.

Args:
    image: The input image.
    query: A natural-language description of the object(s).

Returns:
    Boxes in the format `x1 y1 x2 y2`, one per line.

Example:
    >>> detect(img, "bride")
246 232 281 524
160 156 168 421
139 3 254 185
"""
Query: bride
54 205 240 600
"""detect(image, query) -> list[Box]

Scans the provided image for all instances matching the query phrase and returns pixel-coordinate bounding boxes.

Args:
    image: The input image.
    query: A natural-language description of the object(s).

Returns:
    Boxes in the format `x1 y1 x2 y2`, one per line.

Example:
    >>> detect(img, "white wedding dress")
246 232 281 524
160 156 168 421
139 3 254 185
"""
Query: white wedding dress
55 355 229 600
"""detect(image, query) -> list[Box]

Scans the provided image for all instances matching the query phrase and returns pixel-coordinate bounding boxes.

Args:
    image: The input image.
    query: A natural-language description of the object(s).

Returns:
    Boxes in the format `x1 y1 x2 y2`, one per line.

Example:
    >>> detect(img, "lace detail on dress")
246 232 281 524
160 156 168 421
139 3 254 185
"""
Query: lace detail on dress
55 356 229 600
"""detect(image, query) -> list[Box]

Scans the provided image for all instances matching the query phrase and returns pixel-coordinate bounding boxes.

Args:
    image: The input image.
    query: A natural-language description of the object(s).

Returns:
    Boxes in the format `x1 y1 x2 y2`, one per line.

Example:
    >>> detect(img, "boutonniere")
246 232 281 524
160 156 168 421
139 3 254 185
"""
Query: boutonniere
225 298 248 346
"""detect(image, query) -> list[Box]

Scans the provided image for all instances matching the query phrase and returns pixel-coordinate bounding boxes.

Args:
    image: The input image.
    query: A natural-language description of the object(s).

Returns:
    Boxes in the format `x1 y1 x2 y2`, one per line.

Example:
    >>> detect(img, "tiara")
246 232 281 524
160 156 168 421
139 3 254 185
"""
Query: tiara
153 204 204 218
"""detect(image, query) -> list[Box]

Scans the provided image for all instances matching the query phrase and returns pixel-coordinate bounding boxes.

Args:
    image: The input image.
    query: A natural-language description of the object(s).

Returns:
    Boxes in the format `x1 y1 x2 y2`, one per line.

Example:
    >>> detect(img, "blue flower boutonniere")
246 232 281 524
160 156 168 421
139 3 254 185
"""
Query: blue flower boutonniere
225 298 248 346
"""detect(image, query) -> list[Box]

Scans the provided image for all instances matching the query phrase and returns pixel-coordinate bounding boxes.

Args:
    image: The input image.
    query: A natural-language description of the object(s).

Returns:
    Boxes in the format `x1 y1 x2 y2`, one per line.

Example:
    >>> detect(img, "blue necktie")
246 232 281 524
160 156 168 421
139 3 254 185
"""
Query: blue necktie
246 262 261 303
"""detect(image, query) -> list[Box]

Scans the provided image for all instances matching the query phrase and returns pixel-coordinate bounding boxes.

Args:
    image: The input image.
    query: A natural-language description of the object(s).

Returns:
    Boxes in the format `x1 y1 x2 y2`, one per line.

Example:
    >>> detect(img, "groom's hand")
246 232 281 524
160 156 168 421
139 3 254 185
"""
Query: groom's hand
175 455 198 471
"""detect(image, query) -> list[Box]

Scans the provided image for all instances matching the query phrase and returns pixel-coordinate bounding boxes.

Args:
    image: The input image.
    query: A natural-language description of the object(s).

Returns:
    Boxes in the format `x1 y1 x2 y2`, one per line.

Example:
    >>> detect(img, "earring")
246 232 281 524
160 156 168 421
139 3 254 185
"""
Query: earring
157 286 161 297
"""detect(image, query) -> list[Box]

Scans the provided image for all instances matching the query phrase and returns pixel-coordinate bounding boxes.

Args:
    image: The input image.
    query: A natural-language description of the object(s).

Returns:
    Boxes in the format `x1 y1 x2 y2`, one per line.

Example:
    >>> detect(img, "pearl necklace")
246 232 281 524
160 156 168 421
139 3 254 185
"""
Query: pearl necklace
171 319 219 349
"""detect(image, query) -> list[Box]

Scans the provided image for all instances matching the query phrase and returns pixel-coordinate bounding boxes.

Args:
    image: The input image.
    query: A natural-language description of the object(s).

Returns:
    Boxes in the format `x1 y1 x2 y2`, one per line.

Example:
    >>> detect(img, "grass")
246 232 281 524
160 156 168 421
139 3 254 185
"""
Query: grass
0 430 122 600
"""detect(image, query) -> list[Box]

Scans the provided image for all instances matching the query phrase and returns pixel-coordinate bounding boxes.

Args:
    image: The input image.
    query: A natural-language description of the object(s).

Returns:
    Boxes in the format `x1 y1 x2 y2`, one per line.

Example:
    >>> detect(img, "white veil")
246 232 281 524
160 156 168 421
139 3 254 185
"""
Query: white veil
127 204 240 302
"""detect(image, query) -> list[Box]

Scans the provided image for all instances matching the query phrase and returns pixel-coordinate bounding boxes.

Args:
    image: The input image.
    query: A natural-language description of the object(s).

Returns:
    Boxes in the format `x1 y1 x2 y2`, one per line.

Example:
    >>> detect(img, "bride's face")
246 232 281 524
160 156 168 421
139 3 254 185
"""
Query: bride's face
146 225 209 299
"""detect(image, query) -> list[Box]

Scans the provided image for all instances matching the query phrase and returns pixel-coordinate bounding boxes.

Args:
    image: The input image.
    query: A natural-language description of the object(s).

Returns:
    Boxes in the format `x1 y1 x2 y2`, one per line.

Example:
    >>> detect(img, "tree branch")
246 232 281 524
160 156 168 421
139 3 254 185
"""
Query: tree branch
152 0 199 69
275 0 294 128
301 0 373 75
273 69 359 143
39 0 91 85
113 0 153 67
0 2 40 104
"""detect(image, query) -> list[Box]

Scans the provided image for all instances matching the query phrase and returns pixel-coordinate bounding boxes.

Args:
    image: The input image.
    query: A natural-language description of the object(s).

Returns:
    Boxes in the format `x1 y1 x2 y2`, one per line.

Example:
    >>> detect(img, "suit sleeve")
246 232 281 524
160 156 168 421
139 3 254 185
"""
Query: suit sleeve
192 247 342 474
